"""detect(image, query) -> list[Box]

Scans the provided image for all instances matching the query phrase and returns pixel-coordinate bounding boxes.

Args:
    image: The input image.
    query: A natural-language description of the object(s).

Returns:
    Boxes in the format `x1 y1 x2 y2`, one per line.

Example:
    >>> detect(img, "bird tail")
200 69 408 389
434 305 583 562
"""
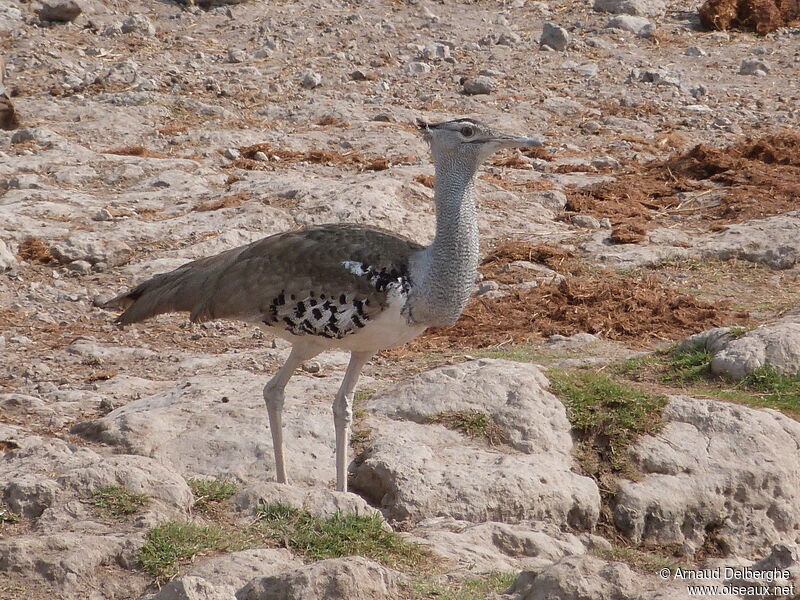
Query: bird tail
103 250 239 326
103 270 198 326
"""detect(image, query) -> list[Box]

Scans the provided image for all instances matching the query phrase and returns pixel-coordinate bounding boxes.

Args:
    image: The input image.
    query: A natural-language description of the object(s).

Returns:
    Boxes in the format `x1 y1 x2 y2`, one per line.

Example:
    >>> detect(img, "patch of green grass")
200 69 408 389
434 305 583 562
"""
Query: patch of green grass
139 521 236 580
353 388 376 420
615 347 800 417
409 572 516 600
428 411 509 446
664 347 713 383
549 369 667 481
92 485 149 518
0 508 20 524
350 428 373 445
727 325 751 339
739 365 800 413
254 502 432 570
614 353 661 377
592 545 680 573
354 388 376 403
188 478 237 511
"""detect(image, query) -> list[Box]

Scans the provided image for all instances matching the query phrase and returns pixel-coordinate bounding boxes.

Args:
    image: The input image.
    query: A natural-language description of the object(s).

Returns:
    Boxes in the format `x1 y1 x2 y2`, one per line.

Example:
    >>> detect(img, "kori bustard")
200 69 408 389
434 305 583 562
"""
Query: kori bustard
105 118 542 492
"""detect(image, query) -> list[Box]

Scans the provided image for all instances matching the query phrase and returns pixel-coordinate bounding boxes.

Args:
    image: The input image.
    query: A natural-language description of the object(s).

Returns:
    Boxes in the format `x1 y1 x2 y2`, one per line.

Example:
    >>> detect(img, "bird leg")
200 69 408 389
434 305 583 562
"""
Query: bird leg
263 344 321 485
332 350 374 492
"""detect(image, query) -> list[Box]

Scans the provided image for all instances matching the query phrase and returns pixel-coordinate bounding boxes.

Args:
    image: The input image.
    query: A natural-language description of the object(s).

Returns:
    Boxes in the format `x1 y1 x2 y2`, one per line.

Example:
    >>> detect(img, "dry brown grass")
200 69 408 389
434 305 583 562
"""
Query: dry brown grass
480 241 581 283
17 237 55 264
565 130 800 243
105 146 168 158
699 0 800 33
193 192 250 212
413 174 434 188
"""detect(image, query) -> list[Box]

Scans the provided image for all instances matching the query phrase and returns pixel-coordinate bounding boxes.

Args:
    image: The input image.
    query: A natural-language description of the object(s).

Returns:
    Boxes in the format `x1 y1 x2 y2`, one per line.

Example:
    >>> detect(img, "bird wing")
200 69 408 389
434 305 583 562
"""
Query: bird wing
105 224 424 334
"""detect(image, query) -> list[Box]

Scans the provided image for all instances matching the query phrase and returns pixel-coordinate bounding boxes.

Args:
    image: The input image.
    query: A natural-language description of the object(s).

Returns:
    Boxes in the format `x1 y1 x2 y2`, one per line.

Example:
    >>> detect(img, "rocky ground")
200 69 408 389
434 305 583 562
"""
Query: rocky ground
2 0 800 599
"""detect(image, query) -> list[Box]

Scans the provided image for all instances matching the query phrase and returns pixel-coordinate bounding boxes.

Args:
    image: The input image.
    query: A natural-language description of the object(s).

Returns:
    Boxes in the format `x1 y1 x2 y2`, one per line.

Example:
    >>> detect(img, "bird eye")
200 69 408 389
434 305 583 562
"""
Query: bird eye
460 126 474 138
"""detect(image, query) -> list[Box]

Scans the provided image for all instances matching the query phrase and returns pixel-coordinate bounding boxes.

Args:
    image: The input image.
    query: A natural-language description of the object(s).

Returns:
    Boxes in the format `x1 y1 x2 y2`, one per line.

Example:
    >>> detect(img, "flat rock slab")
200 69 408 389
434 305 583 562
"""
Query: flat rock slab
352 360 600 527
232 482 379 518
614 395 800 556
0 532 146 599
146 549 301 600
235 556 401 600
409 517 592 573
695 213 800 270
679 323 800 379
509 555 638 600
73 370 349 486
1 435 192 530
580 213 800 271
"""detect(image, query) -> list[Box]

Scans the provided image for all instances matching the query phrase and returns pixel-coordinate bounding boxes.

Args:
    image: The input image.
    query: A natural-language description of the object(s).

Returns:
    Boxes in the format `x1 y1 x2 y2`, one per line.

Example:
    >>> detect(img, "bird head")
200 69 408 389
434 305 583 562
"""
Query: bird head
416 117 542 167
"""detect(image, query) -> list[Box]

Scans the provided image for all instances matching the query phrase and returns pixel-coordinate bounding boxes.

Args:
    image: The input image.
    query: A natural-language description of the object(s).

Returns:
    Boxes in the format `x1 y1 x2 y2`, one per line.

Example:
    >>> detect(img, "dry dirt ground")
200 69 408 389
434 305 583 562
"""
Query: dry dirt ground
2 0 800 598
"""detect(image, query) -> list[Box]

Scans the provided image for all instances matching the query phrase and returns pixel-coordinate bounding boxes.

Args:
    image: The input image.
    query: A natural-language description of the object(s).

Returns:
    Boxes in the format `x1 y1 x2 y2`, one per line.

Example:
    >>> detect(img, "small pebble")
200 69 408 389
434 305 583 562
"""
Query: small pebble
496 31 522 46
606 15 654 36
301 361 321 374
477 281 500 295
591 156 621 169
227 49 247 63
92 208 113 221
540 22 570 51
462 76 495 95
685 46 707 57
121 13 156 36
301 70 323 88
67 260 92 273
571 214 602 229
224 148 241 160
404 61 432 75
739 58 770 76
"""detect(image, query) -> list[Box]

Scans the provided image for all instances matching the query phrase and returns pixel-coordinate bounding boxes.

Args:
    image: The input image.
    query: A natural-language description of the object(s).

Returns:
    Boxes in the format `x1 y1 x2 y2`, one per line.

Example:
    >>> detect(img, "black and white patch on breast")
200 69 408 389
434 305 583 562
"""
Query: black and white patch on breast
261 262 412 339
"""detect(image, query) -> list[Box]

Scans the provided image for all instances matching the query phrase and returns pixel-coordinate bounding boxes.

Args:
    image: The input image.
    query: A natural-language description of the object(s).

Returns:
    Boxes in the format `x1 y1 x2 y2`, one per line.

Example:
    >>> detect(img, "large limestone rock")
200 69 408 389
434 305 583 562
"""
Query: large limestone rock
593 0 666 17
679 322 800 379
0 435 192 529
0 532 147 600
410 517 594 573
232 482 379 519
147 576 224 600
508 555 638 600
352 360 600 527
711 323 800 380
147 549 301 600
695 213 800 270
613 396 800 556
235 556 401 600
73 370 352 486
186 549 301 596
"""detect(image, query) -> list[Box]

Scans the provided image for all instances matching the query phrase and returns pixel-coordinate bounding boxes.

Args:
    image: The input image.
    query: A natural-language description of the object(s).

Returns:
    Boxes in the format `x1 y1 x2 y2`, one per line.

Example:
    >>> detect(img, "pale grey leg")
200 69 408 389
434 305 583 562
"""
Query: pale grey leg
332 350 374 492
263 344 321 485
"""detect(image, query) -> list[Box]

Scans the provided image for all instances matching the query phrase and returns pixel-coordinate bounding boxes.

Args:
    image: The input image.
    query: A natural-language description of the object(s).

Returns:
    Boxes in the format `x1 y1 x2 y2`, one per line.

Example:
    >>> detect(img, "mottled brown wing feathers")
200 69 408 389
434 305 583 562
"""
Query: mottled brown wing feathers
105 224 423 326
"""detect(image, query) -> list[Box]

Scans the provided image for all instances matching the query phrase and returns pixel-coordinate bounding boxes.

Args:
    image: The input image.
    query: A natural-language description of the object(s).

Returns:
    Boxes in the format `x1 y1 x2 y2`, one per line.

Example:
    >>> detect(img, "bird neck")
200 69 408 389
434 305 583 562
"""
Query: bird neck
409 156 480 327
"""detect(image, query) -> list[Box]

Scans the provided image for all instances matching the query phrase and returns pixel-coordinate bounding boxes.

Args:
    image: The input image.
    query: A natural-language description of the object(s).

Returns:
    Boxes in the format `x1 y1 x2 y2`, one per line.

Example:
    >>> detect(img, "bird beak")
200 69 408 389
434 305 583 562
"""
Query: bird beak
472 134 543 148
